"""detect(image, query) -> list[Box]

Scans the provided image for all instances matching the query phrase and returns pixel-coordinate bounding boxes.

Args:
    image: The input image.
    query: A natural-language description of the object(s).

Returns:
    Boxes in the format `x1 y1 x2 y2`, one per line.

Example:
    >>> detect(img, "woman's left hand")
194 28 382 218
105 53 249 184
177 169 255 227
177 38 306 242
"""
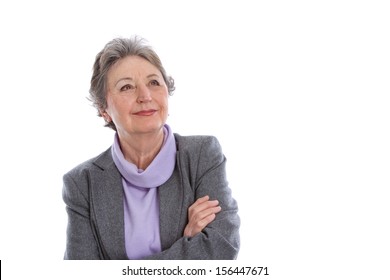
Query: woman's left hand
183 195 222 237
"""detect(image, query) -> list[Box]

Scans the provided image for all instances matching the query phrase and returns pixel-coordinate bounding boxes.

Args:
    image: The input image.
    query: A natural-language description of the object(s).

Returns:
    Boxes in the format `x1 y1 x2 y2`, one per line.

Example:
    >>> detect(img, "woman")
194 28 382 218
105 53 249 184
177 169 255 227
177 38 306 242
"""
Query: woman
62 36 240 260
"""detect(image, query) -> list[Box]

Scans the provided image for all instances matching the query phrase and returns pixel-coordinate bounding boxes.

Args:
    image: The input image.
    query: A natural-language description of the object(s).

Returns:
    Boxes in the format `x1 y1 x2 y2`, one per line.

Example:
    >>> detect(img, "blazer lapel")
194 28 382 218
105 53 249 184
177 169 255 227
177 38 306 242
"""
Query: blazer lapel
158 151 186 251
88 144 188 258
89 148 128 259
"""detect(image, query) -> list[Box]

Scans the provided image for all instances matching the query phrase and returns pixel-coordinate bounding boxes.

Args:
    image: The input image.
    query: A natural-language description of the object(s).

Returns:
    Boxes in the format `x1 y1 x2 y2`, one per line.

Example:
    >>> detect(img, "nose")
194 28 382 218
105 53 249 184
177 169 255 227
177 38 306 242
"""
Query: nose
136 84 152 103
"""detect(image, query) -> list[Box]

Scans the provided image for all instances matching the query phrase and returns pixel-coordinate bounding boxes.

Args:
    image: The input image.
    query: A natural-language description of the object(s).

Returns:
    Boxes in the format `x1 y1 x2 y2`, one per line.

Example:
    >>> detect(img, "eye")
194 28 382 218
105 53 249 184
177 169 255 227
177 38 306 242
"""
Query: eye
120 84 135 92
149 80 160 86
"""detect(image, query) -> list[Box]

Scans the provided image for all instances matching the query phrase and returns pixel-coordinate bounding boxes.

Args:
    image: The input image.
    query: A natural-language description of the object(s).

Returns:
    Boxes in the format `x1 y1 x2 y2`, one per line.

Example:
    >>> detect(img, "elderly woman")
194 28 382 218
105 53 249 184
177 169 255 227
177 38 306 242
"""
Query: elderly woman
62 36 240 260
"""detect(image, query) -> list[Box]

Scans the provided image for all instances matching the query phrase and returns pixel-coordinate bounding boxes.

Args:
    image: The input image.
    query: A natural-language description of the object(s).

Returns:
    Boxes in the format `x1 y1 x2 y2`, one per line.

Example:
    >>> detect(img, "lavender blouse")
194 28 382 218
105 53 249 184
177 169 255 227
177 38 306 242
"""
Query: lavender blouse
111 124 176 259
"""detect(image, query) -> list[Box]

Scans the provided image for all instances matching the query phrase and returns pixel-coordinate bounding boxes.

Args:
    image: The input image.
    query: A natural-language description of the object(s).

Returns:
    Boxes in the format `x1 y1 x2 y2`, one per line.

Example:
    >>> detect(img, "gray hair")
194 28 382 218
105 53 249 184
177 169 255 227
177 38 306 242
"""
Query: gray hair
89 36 175 130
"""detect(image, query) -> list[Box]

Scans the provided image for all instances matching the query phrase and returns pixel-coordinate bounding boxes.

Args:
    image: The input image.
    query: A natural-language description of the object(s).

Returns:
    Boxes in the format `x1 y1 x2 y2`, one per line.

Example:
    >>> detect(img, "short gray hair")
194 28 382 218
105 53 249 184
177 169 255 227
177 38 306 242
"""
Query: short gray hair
89 36 175 130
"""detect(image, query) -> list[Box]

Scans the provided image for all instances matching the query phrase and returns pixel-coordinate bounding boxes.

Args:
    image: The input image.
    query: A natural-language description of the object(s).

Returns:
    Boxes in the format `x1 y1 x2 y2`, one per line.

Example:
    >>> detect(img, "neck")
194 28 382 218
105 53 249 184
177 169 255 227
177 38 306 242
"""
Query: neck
117 128 165 170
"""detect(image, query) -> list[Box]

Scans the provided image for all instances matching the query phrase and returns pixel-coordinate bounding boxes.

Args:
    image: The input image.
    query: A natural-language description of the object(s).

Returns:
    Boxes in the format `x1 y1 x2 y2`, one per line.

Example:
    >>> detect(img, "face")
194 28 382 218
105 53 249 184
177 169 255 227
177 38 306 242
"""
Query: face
104 55 169 137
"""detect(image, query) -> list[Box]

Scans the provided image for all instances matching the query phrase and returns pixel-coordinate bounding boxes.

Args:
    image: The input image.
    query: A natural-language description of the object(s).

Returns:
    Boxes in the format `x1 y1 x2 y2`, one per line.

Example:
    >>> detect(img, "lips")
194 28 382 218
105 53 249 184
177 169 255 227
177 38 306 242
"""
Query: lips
133 109 157 116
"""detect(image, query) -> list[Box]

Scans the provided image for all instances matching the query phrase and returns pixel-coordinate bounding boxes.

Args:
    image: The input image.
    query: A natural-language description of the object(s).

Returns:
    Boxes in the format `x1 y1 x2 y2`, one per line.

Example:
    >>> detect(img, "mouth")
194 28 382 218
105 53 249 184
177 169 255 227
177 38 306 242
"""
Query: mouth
133 109 157 116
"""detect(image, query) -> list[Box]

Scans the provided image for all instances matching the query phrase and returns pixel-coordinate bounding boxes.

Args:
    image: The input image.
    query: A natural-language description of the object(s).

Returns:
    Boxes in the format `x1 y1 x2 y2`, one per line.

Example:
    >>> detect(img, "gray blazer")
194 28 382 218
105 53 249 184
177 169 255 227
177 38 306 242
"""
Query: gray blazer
63 134 240 259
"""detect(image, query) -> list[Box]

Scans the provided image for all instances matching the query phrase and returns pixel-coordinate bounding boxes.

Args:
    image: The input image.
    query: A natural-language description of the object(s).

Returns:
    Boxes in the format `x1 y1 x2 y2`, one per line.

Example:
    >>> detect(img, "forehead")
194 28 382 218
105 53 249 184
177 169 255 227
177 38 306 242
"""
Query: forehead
108 55 161 80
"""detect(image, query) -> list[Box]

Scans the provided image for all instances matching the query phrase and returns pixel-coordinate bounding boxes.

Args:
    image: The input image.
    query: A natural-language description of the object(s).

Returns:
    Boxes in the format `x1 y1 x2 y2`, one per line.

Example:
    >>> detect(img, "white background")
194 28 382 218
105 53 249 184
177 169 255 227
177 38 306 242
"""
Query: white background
0 0 389 279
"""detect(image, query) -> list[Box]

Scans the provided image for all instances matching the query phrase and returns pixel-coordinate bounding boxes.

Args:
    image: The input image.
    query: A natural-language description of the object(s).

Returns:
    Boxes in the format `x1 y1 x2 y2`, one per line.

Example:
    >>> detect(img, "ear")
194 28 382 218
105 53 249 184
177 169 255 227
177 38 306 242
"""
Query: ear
100 110 112 123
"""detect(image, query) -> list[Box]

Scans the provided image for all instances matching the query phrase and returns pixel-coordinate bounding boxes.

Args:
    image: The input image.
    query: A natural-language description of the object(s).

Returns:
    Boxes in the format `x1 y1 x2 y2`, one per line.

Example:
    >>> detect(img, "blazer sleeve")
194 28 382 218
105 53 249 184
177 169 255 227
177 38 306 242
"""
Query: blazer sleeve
62 169 101 260
144 136 240 260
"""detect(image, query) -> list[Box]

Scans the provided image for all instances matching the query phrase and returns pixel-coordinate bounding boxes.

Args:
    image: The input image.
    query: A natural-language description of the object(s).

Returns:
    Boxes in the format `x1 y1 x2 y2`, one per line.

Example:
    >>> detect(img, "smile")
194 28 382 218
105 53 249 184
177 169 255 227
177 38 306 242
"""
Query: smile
133 109 157 116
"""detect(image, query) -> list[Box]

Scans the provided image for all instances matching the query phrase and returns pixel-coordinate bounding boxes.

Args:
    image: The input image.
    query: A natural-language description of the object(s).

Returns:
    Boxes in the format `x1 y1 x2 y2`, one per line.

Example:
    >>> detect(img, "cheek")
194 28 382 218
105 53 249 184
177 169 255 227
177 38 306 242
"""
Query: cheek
160 93 169 108
107 96 133 116
162 98 169 114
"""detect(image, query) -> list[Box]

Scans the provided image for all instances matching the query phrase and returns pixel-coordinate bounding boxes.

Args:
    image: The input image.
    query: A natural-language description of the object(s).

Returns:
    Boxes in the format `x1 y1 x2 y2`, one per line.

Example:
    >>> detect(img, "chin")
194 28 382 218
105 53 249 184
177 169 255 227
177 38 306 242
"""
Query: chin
136 123 165 134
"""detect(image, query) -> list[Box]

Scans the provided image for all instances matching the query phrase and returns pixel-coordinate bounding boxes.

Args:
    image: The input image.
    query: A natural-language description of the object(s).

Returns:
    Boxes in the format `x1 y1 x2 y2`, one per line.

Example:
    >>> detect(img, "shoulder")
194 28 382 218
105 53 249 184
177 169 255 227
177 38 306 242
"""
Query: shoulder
63 147 113 203
174 133 222 154
63 147 112 180
173 133 225 171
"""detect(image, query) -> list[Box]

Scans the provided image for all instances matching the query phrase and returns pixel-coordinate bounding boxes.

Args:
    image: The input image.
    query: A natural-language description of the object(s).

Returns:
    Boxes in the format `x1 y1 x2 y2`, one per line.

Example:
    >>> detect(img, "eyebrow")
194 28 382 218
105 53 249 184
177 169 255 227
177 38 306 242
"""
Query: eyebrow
115 77 133 87
115 74 162 87
147 74 160 79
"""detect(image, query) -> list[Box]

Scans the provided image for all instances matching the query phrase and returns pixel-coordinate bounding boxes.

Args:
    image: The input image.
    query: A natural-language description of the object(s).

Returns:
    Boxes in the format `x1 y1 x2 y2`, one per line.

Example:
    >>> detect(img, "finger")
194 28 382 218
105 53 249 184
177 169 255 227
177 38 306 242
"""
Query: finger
190 195 210 208
201 213 217 226
192 212 218 232
183 207 222 237
189 199 219 214
190 205 222 222
194 214 216 231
